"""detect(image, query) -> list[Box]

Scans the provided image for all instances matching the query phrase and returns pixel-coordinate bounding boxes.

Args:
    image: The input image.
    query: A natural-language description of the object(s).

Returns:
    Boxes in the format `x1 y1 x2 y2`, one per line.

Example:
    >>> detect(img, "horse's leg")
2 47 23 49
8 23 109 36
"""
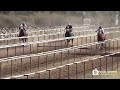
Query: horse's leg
98 41 101 49
19 38 21 43
20 38 23 43
101 41 104 50
67 39 69 47
22 38 24 43
71 39 73 46
23 37 27 43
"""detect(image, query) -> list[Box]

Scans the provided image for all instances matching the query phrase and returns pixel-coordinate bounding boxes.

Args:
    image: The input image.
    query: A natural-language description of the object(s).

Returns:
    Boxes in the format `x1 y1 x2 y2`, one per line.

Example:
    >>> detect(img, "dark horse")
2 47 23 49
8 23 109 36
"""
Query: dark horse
97 31 106 49
19 29 28 43
65 29 74 47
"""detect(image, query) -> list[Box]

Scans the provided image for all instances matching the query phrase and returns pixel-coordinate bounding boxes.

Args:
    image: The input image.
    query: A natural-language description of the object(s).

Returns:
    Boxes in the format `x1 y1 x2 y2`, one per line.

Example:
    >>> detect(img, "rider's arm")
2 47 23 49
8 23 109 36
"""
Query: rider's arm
95 29 99 32
65 26 68 29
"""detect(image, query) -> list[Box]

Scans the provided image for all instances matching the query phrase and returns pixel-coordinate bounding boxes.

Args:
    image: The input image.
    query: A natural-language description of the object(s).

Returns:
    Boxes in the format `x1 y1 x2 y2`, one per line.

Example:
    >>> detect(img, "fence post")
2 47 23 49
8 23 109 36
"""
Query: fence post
79 48 81 60
50 41 51 51
21 58 23 74
91 45 93 56
61 52 62 65
49 34 50 40
77 37 78 46
32 36 33 42
112 55 113 71
38 36 40 41
38 56 40 71
61 40 62 48
46 55 48 68
14 39 15 44
105 41 107 54
53 53 55 67
54 41 56 50
94 35 95 42
47 70 51 79
90 36 91 43
74 63 78 79
10 60 13 77
15 46 16 56
91 60 93 77
7 47 8 57
35 73 40 79
106 57 107 72
113 41 114 51
86 37 87 44
30 44 31 54
7 40 8 45
67 50 69 63
37 43 38 53
30 57 32 72
109 41 110 52
83 62 85 79
79 32 80 36
66 65 70 79
86 46 88 57
43 43 45 52
10 77 16 79
23 45 24 55
24 75 29 79
0 62 1 78
100 58 101 71
117 40 118 50
58 68 61 79
81 37 83 45
74 49 76 61
58 33 59 39
117 53 119 69
44 35 45 41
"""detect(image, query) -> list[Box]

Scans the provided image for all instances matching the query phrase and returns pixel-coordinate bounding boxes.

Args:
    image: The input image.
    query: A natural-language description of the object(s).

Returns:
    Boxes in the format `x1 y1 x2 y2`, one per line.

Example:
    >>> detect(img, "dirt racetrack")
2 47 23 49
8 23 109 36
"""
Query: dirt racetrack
1 27 120 79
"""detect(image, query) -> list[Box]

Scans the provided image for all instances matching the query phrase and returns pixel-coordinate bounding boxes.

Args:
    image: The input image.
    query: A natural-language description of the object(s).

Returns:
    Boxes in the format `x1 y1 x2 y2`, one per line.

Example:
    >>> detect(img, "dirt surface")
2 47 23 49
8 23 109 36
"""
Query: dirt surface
1 30 120 79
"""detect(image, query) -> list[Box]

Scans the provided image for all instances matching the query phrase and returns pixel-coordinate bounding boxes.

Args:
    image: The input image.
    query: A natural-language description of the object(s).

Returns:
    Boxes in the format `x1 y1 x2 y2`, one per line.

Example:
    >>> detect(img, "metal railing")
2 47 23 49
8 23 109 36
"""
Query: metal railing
0 37 120 78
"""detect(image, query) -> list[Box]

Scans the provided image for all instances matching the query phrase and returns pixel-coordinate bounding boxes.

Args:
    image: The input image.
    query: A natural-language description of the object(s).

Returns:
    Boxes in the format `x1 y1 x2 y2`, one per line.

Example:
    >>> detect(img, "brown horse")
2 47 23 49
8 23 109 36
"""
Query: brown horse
19 29 28 43
97 31 106 49
65 29 74 47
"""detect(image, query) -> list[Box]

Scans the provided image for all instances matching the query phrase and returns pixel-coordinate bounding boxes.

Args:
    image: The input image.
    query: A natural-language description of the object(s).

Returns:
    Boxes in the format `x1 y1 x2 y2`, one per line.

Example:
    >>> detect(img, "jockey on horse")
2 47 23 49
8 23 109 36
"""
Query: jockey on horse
65 23 74 46
19 23 27 31
19 23 28 43
95 26 106 49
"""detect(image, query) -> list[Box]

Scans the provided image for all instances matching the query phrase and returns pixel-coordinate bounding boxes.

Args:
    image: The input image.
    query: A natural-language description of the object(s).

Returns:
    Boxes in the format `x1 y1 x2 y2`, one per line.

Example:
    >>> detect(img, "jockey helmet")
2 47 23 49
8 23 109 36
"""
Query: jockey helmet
68 23 71 25
99 26 102 29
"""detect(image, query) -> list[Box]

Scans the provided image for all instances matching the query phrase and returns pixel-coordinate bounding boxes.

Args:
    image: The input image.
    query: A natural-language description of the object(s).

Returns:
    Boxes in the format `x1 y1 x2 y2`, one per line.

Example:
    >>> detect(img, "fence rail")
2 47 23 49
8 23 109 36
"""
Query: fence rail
0 31 120 59
0 29 96 45
0 37 120 78
0 25 95 39
3 51 120 79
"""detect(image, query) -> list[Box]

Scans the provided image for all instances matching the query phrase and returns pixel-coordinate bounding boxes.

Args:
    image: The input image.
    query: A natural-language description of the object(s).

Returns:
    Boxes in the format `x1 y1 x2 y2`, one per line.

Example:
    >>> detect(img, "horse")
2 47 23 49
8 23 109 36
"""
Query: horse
65 29 74 47
18 29 28 43
97 31 106 49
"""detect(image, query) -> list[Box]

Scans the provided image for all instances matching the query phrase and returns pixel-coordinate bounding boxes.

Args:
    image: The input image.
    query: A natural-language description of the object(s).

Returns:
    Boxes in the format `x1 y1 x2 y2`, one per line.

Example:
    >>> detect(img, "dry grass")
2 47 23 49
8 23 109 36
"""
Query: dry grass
0 11 117 28
0 12 83 28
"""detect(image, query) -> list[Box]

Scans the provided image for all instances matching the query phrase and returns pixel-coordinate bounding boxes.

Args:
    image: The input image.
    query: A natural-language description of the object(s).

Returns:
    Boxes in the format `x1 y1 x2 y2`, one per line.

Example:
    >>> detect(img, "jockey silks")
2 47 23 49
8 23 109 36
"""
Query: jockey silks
96 27 105 34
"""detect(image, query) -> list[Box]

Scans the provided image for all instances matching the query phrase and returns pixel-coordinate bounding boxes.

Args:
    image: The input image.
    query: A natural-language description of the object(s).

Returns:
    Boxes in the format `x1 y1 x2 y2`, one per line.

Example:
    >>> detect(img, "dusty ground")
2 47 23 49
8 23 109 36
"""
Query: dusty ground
4 53 120 79
1 30 120 79
1 42 120 79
